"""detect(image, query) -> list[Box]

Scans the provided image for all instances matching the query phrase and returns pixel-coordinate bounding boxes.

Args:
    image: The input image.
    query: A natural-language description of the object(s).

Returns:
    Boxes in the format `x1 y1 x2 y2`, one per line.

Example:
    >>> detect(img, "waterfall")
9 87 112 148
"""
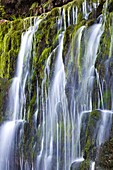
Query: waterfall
36 6 105 170
0 121 15 170
9 18 42 120
1 0 113 170
68 23 103 160
36 14 70 169
0 17 42 170
90 161 95 170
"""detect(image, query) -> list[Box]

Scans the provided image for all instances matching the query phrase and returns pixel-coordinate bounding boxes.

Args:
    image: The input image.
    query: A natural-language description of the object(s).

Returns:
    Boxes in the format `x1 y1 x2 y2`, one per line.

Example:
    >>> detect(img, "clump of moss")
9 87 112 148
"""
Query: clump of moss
83 110 101 160
0 77 11 122
0 5 5 19
0 17 37 79
79 159 90 170
96 138 113 169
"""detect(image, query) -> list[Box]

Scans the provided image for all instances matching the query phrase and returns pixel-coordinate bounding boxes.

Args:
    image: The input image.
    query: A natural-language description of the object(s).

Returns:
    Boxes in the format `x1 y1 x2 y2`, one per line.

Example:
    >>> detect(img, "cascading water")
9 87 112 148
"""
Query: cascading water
36 11 70 169
0 121 15 170
9 18 42 120
0 18 42 170
1 0 113 170
66 22 104 170
36 5 105 170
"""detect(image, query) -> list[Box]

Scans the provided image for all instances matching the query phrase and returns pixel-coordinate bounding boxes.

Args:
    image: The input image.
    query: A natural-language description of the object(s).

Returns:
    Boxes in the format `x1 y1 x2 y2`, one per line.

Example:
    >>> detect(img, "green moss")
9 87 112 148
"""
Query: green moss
0 52 9 78
22 122 34 161
36 16 57 48
86 19 95 27
96 138 113 169
34 47 51 84
0 29 21 78
83 110 101 159
42 0 51 10
63 25 74 61
0 17 37 79
27 93 37 122
8 49 19 77
0 77 11 122
30 2 39 10
40 47 52 62
95 10 112 75
79 160 90 170
46 6 60 20
90 110 101 120
102 89 111 109
0 5 5 19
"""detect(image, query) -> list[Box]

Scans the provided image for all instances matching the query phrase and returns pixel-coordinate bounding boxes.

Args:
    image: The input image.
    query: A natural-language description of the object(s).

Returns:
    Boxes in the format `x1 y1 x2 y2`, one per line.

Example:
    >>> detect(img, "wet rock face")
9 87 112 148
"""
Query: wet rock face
0 78 11 122
70 161 82 170
1 0 37 19
95 139 113 169
1 0 73 20
81 110 102 160
52 0 71 6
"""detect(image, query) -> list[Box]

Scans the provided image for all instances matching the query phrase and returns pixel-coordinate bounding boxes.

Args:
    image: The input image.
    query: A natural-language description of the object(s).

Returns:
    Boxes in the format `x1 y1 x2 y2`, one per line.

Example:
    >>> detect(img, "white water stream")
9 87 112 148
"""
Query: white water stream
36 10 106 170
0 18 42 170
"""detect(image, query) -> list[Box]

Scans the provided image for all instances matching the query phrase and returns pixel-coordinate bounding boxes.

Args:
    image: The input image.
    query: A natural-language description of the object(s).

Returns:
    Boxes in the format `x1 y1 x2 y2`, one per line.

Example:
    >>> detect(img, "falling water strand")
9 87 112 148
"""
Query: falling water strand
75 7 78 24
0 122 15 170
70 26 85 160
36 46 59 169
77 24 103 111
36 24 71 169
9 18 42 120
90 161 95 170
95 69 104 109
67 7 71 26
72 6 75 25
82 0 88 19
62 8 66 30
34 81 39 128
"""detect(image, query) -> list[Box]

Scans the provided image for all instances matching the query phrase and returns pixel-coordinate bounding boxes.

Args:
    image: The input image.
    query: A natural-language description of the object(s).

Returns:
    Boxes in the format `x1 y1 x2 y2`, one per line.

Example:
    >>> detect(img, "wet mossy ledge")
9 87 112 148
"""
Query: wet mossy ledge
0 17 35 79
0 0 105 80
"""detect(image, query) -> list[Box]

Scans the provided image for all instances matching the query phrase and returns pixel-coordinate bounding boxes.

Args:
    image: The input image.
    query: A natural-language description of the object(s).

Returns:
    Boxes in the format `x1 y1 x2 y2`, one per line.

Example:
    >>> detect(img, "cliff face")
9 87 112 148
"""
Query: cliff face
0 0 74 20
0 0 113 169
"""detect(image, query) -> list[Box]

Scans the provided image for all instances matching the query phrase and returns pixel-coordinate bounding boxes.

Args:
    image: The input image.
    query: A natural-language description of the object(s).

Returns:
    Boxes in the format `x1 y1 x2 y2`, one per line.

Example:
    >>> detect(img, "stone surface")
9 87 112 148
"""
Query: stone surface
95 139 113 169
0 0 74 20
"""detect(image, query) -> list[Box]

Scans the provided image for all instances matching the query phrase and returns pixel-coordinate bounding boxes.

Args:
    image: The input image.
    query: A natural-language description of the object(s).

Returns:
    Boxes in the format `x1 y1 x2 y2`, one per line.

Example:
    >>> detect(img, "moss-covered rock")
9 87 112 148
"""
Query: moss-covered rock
79 160 90 170
95 138 113 169
0 17 38 78
0 77 11 122
83 110 101 160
